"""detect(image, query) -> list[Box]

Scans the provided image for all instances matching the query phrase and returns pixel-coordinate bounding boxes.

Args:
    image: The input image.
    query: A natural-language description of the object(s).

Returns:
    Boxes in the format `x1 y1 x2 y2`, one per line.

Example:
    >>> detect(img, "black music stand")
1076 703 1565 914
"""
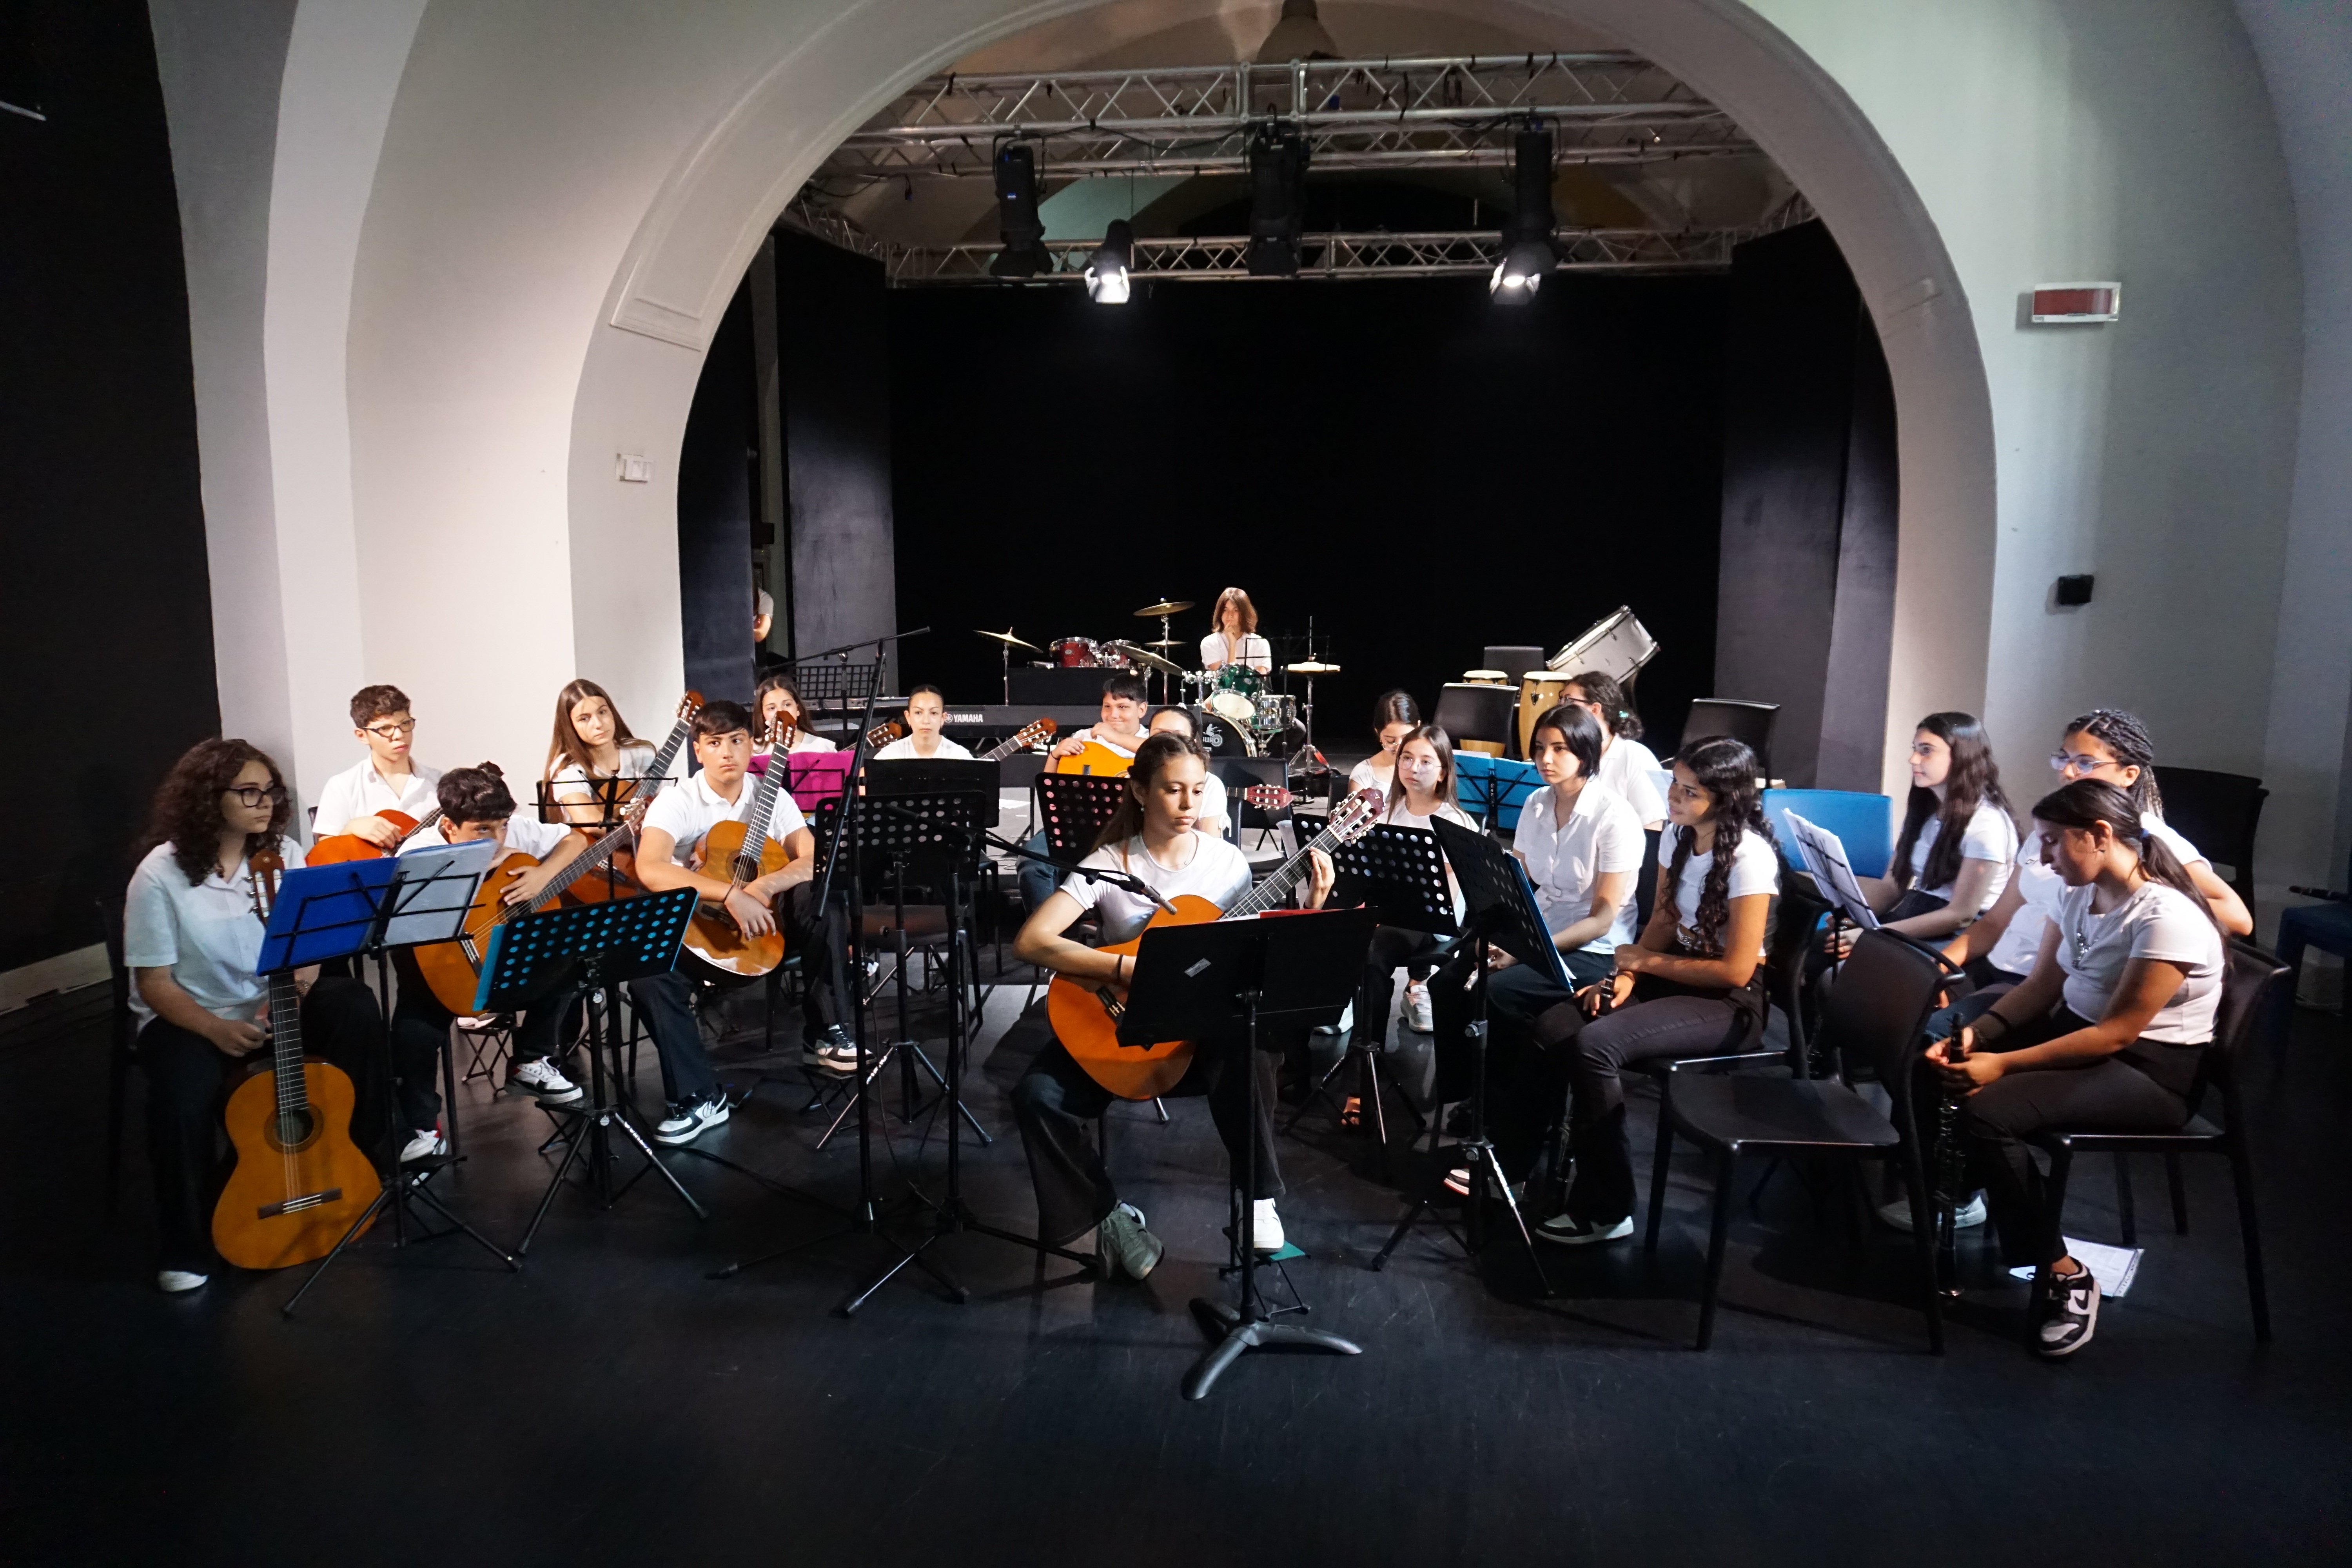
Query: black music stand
494 889 711 1254
1370 817 1561 1295
1115 908 1371 1399
1034 770 1129 865
268 846 520 1316
1290 824 1454 1156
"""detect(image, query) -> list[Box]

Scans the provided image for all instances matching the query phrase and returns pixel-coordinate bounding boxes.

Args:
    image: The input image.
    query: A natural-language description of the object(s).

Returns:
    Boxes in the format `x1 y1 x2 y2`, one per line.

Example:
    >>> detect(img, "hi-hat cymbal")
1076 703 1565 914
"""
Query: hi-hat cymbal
1133 598 1194 618
1287 660 1341 674
1107 639 1183 675
1145 638 1183 648
975 627 1040 652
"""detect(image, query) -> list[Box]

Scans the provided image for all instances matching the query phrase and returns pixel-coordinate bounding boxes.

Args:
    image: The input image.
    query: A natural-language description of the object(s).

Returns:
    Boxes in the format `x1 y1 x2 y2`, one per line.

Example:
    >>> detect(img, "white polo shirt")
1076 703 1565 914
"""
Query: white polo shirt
403 811 576 861
639 768 808 866
1513 782 1645 951
123 835 306 1027
1595 737 1667 827
1062 832 1252 946
872 735 973 761
2055 880 2223 1043
313 757 443 841
1987 814 2208 978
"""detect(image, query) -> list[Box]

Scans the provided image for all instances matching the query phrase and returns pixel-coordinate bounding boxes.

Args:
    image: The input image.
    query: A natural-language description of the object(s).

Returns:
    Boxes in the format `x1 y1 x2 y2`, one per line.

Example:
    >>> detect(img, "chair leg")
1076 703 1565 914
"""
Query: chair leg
2228 1136 2273 1342
1695 1148 1735 1350
1898 1155 1945 1354
1644 1114 1675 1253
2114 1154 2138 1247
2166 1153 2190 1235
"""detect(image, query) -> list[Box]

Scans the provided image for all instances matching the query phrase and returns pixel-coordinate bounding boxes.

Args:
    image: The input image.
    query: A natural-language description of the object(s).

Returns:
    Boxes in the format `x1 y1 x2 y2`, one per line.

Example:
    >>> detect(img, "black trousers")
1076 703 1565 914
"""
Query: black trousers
1502 976 1758 1216
1356 926 1443 1045
632 881 851 1109
138 977 387 1274
388 951 573 1133
1924 1006 2198 1267
1011 1036 1285 1247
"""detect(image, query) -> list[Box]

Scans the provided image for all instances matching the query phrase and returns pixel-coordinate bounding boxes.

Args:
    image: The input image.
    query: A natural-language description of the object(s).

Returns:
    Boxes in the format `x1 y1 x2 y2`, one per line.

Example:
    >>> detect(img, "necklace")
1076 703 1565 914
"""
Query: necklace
2072 878 2143 965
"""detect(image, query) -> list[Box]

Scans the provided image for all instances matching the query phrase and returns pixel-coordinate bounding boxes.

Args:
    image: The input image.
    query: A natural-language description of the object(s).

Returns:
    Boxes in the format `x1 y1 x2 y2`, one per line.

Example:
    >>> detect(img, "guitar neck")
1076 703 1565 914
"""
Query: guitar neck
639 715 693 804
266 969 307 1112
528 824 633 911
394 805 443 846
734 745 790 867
1227 818 1350 918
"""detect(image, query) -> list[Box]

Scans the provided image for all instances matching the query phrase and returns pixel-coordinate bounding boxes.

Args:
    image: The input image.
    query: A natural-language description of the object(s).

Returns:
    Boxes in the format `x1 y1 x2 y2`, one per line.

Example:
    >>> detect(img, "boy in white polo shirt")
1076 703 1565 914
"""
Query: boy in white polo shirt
313 684 444 849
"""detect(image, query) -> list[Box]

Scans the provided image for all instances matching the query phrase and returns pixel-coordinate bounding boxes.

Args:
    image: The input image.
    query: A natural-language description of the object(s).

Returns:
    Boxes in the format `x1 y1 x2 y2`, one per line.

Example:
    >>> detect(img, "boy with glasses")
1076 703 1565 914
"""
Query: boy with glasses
314 684 443 850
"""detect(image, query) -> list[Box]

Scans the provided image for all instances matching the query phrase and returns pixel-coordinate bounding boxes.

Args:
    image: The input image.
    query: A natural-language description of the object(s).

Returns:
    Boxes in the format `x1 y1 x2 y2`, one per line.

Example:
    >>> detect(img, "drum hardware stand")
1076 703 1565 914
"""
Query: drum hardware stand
1370 820 1561 1297
261 848 522 1317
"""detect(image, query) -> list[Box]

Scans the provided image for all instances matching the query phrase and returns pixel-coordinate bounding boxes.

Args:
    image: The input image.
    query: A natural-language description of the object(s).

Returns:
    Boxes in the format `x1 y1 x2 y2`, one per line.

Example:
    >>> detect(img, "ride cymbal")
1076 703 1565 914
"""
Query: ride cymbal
1133 599 1194 618
975 628 1041 652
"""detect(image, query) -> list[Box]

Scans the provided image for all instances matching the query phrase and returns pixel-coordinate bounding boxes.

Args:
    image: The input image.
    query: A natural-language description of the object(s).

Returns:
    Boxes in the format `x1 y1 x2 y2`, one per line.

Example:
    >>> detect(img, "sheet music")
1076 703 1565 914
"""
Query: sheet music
1783 810 1879 929
381 840 496 949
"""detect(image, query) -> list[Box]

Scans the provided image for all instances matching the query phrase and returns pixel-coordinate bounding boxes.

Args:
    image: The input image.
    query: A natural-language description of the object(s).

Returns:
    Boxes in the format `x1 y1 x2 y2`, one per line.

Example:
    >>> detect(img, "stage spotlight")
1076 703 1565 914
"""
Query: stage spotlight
990 142 1054 279
1489 125 1557 304
1085 220 1134 304
1246 122 1308 277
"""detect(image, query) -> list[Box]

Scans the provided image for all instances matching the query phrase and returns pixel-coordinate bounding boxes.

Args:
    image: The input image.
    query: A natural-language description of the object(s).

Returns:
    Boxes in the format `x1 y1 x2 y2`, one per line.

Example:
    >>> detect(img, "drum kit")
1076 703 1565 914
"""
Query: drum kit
975 600 1341 760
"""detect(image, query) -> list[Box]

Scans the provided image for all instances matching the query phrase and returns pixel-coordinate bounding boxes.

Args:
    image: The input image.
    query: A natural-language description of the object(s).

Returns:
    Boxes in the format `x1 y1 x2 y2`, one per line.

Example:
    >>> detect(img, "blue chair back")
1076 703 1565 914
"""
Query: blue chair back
1762 788 1895 880
1455 754 1543 831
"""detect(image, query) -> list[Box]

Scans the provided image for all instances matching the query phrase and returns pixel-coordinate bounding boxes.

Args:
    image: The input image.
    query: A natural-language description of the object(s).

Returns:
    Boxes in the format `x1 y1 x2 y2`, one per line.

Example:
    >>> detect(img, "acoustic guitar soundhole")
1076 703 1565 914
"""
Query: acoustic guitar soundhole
269 1107 319 1152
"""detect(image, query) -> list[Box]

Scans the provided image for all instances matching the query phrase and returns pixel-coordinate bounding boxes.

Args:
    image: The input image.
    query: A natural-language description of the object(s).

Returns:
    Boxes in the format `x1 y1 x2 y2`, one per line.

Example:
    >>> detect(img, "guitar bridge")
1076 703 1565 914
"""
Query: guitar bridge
257 1188 344 1218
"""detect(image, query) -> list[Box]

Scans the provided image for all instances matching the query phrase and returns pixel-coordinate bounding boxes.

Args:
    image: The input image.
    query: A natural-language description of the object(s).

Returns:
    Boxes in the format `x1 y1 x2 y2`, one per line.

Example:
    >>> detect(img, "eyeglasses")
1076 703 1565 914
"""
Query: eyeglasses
225 784 289 807
2049 752 2118 774
363 719 418 739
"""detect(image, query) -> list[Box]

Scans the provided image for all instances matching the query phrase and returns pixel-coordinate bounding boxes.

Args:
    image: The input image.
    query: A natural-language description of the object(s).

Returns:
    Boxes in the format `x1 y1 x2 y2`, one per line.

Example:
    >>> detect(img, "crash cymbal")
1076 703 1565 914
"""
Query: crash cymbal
1133 598 1194 618
1145 638 1183 648
1106 640 1182 675
975 627 1040 652
1286 660 1341 674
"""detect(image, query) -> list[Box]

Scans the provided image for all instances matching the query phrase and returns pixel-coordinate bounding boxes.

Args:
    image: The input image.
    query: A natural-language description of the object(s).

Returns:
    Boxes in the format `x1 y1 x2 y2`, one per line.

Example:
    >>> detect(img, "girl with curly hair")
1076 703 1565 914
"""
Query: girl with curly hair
125 739 387 1294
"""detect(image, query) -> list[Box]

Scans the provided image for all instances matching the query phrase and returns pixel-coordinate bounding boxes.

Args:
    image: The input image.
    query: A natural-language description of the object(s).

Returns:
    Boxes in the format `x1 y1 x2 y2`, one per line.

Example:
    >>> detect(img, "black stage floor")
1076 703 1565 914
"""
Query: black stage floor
6 964 2350 1566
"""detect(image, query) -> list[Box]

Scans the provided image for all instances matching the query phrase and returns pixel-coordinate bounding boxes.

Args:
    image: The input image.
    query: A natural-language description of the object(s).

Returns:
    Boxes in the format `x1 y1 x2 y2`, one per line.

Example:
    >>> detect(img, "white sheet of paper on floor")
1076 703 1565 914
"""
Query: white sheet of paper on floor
2007 1236 2141 1299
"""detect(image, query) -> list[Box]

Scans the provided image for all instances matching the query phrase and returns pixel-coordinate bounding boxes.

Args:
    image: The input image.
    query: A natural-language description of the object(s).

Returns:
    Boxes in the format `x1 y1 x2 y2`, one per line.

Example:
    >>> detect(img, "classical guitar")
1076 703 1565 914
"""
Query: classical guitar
680 717 799 981
557 690 703 907
979 717 1056 761
1047 790 1381 1100
1047 739 1138 777
307 802 444 866
212 846 380 1270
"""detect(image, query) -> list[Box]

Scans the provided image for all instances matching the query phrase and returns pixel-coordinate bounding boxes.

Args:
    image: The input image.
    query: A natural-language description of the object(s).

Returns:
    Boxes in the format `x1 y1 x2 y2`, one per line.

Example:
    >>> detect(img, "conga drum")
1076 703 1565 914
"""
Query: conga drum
1517 674 1570 759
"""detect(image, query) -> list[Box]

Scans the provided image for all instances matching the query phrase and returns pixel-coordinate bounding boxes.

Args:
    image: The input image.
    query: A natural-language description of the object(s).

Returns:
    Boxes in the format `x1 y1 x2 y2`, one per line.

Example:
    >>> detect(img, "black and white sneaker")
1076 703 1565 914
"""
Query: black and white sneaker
653 1094 730 1146
2036 1264 2101 1358
811 1026 861 1073
1535 1213 1634 1247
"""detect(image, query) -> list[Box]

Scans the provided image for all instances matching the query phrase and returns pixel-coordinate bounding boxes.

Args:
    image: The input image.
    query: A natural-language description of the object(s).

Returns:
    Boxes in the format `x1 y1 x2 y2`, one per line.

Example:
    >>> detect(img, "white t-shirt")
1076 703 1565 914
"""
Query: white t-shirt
123 835 307 1027
1347 756 1395 796
1596 737 1667 827
403 812 576 861
872 736 973 761
2054 880 2224 1043
1198 769 1232 836
1067 727 1144 757
1905 799 2020 910
1661 822 1779 958
1200 631 1272 672
1061 832 1253 946
1513 783 1645 951
1382 796 1477 919
786 730 838 753
313 757 443 842
639 768 808 867
1987 815 2207 977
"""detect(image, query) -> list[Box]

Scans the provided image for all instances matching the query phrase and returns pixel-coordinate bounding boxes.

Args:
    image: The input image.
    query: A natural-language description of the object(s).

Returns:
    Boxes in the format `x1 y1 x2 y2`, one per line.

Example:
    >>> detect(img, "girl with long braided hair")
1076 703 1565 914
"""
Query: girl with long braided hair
1490 736 1780 1245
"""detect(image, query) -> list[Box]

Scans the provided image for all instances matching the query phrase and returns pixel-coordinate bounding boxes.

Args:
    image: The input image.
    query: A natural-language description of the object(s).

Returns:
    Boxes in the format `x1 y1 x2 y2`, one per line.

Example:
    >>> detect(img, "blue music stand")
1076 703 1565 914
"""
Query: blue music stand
1454 754 1542 832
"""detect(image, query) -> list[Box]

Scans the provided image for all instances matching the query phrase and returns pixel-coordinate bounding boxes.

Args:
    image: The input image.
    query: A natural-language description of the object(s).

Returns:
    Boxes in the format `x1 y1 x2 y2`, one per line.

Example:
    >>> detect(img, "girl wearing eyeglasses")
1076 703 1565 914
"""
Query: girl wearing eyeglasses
1557 671 1666 831
125 740 390 1295
1954 709 2250 988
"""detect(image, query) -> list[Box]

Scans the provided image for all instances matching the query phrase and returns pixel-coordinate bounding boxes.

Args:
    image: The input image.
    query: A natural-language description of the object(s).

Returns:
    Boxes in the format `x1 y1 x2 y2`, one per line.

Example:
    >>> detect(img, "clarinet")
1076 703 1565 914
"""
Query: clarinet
1933 1029 1971 1296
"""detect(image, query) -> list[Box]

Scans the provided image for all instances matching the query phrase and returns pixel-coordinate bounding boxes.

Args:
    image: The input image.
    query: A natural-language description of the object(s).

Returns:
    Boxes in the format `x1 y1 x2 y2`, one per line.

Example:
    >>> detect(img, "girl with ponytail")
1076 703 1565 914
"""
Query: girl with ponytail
1559 671 1665 829
1490 737 1780 1246
1923 776 2225 1359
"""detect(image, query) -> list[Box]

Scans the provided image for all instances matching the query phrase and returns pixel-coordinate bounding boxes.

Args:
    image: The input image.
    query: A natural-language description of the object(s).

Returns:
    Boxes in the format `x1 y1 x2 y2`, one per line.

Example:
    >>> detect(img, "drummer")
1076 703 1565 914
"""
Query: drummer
1025 673 1153 909
1200 588 1273 675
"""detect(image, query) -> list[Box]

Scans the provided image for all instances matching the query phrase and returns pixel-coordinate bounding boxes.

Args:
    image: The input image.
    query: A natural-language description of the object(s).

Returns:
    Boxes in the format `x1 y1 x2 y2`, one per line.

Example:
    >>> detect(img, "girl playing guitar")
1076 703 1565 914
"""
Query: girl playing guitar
1008 732 1334 1281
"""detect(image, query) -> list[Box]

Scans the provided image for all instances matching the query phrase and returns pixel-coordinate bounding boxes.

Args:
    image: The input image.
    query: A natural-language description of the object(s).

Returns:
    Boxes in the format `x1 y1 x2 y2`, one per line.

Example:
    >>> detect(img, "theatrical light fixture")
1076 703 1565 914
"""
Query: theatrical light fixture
1490 125 1559 303
989 142 1054 279
1085 220 1134 304
1245 121 1309 277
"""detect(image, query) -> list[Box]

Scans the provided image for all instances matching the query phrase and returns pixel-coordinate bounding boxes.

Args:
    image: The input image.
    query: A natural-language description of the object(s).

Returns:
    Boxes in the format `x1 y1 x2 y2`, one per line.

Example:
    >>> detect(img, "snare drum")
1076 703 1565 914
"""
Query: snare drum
1250 691 1297 735
1051 637 1103 668
1204 689 1256 728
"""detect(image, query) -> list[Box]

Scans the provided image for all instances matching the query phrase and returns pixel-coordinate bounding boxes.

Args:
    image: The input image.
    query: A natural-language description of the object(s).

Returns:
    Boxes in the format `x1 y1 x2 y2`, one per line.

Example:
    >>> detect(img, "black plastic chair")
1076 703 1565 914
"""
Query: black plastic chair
1482 646 1548 688
1432 682 1516 757
1648 929 1946 1351
2026 941 2289 1343
1680 699 1780 779
2152 767 2266 922
100 895 135 1222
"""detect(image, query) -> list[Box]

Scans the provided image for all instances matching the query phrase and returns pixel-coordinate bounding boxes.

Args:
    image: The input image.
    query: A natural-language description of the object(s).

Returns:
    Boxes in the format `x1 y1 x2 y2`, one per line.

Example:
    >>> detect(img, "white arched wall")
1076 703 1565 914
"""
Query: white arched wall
169 0 2319 888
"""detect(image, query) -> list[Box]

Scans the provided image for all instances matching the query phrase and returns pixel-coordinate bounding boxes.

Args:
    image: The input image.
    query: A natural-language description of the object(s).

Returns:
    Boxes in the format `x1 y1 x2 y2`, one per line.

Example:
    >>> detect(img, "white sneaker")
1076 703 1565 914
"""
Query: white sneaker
1878 1193 1987 1233
813 1027 861 1072
507 1057 583 1106
1402 981 1434 1034
1535 1213 1634 1247
1096 1201 1164 1280
653 1095 729 1145
156 1269 209 1294
399 1127 447 1164
1248 1198 1284 1253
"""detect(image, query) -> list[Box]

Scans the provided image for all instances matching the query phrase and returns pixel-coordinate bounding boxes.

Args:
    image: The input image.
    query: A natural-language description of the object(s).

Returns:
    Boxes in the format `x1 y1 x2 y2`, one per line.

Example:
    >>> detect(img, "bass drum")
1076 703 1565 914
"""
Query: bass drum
1188 705 1256 758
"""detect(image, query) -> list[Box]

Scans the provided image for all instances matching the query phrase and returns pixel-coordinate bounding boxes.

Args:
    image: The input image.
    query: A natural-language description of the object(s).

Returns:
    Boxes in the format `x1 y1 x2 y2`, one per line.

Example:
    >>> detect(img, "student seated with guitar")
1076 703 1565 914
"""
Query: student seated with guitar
871 685 971 760
313 684 443 851
546 679 660 828
390 764 592 1159
753 674 839 753
127 740 390 1293
1024 673 1153 909
1009 732 1336 1280
632 701 855 1138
